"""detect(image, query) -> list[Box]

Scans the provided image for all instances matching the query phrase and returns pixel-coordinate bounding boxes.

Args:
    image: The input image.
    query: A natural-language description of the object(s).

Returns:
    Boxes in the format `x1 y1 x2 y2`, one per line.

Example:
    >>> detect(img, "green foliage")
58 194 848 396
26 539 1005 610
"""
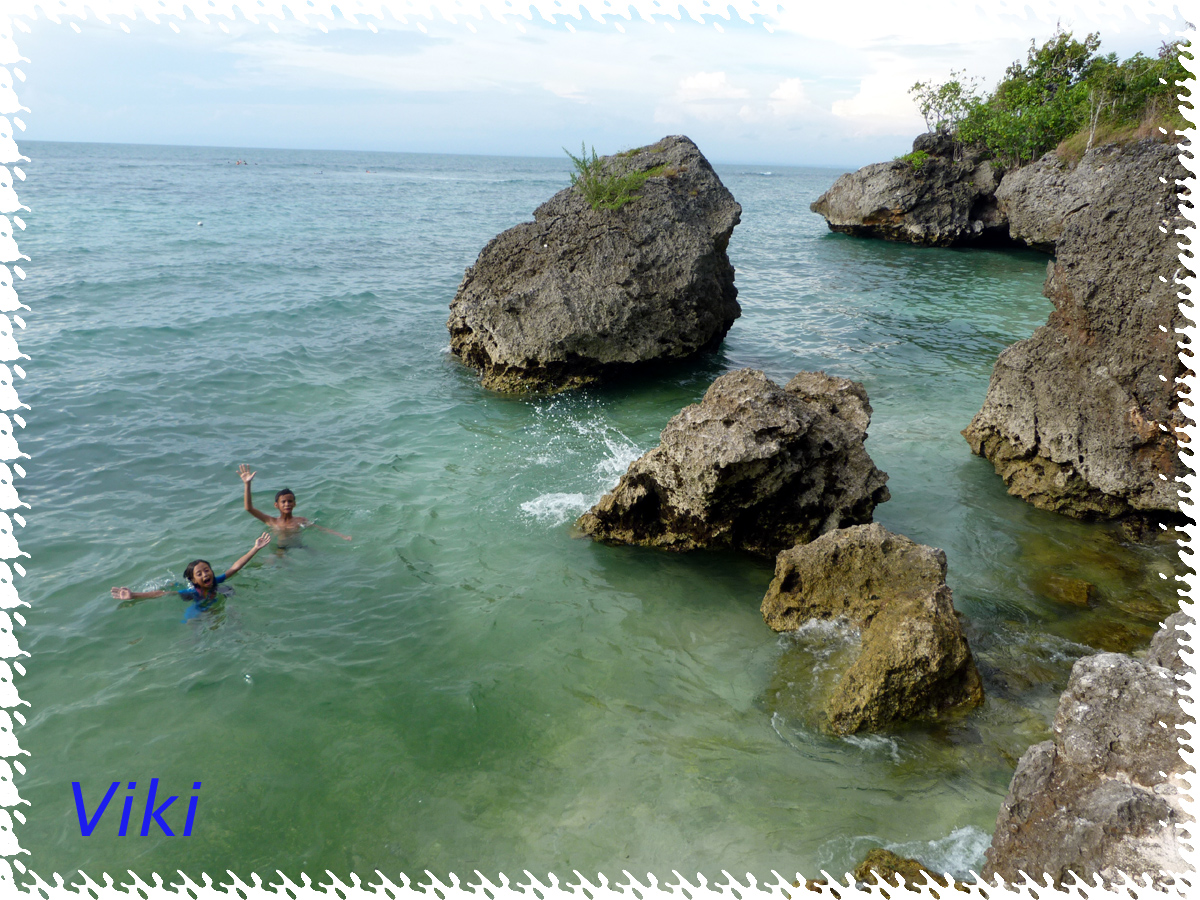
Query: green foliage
895 150 931 171
913 29 1188 168
1081 42 1189 140
909 70 981 133
565 144 662 211
957 30 1101 167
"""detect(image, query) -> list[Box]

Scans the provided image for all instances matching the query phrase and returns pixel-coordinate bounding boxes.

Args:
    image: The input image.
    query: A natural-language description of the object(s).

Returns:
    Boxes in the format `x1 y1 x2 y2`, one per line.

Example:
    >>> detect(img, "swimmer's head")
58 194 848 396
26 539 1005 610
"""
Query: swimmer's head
184 559 215 590
274 488 295 515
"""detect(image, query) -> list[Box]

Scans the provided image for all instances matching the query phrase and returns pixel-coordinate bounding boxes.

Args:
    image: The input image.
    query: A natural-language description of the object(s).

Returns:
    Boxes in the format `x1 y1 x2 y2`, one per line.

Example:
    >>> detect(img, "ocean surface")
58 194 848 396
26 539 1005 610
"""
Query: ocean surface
14 141 1183 880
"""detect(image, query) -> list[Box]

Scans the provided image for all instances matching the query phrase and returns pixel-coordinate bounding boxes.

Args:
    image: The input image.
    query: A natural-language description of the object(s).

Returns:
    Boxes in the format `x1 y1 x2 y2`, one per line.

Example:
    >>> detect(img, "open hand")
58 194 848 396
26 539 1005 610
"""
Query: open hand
111 587 133 601
238 464 256 485
254 532 272 550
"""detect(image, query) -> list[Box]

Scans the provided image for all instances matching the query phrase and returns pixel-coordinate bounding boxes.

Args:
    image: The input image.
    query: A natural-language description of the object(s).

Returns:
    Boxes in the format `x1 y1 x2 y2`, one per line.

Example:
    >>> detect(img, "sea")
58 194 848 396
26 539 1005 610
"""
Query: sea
11 141 1184 880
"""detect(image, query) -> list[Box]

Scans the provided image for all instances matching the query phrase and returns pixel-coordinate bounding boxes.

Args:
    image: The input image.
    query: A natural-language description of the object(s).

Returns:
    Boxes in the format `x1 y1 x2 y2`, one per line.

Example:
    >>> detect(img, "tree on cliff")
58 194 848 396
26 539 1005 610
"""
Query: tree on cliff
911 29 1189 167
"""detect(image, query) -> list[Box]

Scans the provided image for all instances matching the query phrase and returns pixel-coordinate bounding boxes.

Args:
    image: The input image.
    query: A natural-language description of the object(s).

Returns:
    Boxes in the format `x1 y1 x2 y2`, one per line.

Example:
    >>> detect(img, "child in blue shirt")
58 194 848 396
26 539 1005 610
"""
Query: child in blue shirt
111 532 271 616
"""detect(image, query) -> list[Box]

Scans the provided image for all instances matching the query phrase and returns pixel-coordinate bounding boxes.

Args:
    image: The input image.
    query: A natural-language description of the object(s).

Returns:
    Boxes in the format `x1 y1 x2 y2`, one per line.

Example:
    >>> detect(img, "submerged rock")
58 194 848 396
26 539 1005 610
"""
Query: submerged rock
575 369 889 556
761 523 983 734
446 135 741 393
809 132 1006 247
852 848 964 890
964 140 1187 520
982 615 1191 889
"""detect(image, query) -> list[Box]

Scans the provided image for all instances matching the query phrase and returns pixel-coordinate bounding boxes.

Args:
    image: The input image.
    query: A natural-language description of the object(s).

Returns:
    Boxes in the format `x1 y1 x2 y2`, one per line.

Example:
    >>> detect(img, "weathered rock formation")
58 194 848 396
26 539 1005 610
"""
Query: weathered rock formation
761 523 984 734
575 369 889 556
993 150 1089 252
447 135 741 392
964 140 1187 519
982 611 1192 889
809 131 1006 247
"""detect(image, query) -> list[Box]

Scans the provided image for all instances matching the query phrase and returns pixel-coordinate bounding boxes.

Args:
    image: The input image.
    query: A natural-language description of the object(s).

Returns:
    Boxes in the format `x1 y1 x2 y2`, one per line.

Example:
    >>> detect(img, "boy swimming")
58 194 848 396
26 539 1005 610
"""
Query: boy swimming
237 464 352 540
110 532 272 616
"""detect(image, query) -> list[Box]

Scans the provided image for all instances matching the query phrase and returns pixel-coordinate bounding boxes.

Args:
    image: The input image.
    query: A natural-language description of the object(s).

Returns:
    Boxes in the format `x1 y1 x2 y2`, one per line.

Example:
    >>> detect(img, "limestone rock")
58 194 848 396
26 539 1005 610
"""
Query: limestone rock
1146 610 1194 676
983 635 1191 889
576 369 889 557
993 151 1084 252
761 524 984 734
810 133 1007 247
447 135 741 393
964 140 1187 519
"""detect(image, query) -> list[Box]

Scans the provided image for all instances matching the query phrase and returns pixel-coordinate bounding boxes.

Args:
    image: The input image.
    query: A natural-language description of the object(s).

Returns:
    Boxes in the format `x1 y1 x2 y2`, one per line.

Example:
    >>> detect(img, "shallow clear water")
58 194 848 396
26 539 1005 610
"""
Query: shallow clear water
15 142 1182 879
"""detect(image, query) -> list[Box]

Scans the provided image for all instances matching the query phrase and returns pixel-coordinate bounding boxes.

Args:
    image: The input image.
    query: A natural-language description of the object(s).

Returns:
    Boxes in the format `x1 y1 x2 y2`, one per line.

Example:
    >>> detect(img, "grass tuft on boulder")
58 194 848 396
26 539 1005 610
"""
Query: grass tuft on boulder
565 143 666 211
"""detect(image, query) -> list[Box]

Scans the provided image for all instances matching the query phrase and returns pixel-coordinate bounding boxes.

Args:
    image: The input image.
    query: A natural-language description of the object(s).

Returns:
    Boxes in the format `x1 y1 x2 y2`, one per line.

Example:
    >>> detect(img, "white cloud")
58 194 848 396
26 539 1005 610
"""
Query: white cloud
654 71 754 124
768 78 810 117
674 72 750 103
831 71 926 135
543 82 586 102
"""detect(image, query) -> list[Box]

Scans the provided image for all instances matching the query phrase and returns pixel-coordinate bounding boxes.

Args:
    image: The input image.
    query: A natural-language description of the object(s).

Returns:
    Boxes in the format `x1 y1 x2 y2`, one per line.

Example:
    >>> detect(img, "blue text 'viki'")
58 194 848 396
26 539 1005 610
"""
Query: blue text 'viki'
72 779 200 836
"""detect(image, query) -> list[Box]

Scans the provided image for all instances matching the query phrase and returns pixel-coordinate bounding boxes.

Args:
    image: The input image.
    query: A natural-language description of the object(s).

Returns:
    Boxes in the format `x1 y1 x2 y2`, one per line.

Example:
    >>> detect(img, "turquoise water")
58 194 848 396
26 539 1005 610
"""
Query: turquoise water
16 142 1182 879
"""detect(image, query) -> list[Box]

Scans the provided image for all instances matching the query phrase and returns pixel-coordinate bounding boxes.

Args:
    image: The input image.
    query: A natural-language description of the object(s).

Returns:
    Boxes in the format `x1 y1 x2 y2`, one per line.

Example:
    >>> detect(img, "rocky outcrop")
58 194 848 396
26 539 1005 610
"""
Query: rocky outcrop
761 523 983 734
982 613 1192 889
993 151 1086 252
964 140 1187 519
810 131 1006 247
575 369 889 557
447 136 741 393
1146 610 1193 675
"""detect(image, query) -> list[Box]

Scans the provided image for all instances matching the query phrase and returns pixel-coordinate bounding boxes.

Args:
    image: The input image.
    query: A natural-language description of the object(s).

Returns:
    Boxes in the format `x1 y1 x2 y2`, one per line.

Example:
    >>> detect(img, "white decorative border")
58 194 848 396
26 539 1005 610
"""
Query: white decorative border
0 1 1196 897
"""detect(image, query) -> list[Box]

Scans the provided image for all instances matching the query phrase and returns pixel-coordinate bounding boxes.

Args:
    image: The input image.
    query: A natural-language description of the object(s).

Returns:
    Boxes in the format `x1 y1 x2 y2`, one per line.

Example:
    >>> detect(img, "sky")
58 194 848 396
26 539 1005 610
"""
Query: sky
2 0 1195 167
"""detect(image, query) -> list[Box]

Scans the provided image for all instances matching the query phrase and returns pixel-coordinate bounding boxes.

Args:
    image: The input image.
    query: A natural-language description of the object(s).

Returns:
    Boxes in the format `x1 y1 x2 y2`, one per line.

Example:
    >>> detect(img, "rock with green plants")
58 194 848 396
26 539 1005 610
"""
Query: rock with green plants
810 30 1186 251
963 138 1187 521
809 29 1188 524
809 130 1006 247
446 135 741 393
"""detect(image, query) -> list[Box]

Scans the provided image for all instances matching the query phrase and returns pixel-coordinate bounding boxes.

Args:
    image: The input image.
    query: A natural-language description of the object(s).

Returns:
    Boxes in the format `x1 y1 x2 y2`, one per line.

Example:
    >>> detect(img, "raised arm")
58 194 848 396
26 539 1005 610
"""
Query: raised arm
225 532 271 577
111 587 170 601
238 464 272 524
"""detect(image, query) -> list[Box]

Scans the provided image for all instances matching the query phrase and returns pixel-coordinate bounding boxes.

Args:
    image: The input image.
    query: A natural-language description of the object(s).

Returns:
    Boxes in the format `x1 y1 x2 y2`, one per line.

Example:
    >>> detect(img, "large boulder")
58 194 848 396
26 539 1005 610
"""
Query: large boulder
963 140 1187 519
575 369 889 557
810 132 1006 247
761 523 983 734
982 622 1191 890
447 136 741 393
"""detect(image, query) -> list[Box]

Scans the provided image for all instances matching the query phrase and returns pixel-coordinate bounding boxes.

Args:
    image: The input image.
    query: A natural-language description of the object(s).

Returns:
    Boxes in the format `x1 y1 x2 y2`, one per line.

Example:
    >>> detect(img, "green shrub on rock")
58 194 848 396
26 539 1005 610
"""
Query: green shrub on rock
565 143 666 211
910 29 1189 167
894 149 931 171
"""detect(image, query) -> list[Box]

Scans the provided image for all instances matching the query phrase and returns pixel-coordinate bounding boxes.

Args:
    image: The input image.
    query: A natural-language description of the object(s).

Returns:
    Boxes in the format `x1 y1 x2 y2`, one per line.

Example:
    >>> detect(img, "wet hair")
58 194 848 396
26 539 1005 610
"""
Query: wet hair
183 559 212 585
275 488 295 503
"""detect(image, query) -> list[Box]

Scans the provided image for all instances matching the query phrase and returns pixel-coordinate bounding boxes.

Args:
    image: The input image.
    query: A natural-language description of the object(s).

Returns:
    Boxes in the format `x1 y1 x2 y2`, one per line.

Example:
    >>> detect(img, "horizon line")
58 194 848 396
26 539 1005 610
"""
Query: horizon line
16 136 858 171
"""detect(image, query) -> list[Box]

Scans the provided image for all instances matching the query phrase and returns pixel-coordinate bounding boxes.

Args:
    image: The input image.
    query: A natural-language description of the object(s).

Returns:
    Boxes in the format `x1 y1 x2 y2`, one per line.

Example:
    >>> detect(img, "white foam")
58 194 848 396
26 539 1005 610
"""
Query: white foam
519 492 590 525
769 711 806 752
788 617 860 642
595 433 641 481
840 733 903 764
885 825 992 880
